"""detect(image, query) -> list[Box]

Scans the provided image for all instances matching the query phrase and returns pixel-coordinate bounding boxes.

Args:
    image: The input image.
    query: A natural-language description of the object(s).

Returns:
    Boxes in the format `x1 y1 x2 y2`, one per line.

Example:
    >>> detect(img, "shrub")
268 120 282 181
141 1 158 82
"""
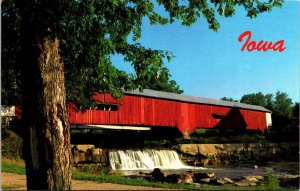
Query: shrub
2 128 23 159
190 128 207 136
263 175 281 190
75 164 110 175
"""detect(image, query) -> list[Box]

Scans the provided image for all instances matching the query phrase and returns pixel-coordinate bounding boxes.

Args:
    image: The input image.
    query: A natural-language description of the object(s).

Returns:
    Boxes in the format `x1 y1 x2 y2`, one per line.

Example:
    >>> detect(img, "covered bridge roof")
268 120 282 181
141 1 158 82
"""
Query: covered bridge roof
125 89 271 113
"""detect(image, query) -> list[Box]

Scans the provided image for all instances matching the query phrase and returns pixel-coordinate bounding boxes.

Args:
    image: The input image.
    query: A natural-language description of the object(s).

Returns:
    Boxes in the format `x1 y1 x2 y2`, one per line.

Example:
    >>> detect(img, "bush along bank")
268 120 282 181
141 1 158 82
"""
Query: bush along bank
1 127 23 159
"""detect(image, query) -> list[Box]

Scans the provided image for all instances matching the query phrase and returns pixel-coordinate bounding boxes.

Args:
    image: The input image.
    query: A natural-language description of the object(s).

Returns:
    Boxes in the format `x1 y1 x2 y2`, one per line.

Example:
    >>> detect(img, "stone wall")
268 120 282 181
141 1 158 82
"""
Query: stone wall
70 143 299 165
71 144 109 165
176 143 299 166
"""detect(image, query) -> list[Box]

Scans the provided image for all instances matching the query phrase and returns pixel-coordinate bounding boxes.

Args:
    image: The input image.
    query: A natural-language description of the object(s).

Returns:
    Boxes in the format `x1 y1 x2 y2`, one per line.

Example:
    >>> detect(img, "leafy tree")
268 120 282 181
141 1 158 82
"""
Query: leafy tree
1 0 284 189
146 67 183 94
273 91 293 119
240 92 267 107
293 102 299 119
240 92 275 112
220 97 238 102
264 93 274 111
240 91 294 127
1 1 21 105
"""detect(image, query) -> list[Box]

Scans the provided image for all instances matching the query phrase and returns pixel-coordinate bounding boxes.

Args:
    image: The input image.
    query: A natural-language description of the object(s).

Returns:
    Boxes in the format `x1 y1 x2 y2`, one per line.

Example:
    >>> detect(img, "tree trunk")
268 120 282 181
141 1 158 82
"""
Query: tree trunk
22 37 72 190
21 36 72 189
18 0 72 189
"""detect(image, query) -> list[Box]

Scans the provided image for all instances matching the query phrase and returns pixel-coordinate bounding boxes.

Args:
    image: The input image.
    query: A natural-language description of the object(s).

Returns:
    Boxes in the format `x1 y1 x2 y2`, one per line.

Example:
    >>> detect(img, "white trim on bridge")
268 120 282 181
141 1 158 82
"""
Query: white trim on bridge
70 124 151 131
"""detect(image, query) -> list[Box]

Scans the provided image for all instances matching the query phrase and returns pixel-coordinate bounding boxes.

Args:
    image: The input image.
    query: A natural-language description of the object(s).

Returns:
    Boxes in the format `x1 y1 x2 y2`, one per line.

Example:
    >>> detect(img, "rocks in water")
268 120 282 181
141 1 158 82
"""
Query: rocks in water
194 172 215 180
196 176 234 186
151 168 167 181
201 159 209 166
209 178 227 185
165 173 193 184
278 174 299 179
165 174 181 183
222 177 234 184
253 175 264 181
194 172 216 185
180 173 193 184
194 175 262 187
150 169 267 188
198 178 211 183
279 176 300 188
234 179 257 187
208 158 220 166
234 176 263 187
207 177 234 185
243 176 260 182
276 174 299 188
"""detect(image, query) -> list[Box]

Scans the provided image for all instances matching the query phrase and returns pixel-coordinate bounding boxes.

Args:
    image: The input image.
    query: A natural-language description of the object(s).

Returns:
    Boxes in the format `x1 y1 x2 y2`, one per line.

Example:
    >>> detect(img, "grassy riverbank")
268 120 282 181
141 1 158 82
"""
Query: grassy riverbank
2 158 287 190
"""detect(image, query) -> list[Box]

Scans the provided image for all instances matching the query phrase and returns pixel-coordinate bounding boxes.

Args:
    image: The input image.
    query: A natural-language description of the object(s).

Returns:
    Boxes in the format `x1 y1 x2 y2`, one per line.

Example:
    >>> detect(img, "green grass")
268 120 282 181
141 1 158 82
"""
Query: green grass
1 185 19 190
2 158 26 175
2 163 26 175
72 172 235 190
1 158 25 190
72 172 290 190
257 175 282 190
2 158 289 190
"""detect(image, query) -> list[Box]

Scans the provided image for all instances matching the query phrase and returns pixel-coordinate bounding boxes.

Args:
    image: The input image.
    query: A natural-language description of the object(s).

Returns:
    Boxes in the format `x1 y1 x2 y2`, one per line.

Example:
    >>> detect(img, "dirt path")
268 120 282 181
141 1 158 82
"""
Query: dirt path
1 172 176 190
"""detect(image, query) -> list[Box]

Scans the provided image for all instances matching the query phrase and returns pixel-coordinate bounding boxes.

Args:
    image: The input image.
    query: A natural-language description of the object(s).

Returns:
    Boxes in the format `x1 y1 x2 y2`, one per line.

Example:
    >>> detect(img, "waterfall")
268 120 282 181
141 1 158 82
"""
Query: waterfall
109 149 190 170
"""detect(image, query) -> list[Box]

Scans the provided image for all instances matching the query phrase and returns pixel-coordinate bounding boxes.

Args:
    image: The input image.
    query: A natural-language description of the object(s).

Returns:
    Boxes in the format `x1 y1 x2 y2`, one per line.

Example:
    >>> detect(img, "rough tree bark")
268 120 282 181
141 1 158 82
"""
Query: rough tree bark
21 36 72 190
18 0 72 189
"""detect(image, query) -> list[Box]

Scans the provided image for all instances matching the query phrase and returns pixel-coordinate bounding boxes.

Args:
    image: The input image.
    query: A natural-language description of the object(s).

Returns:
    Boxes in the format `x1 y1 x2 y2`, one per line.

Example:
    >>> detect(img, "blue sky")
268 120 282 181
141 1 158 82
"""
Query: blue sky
113 1 299 103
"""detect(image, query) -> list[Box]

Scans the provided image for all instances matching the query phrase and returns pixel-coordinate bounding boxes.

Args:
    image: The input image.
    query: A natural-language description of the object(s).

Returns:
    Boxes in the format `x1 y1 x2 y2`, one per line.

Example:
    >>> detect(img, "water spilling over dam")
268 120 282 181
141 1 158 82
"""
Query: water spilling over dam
109 149 192 171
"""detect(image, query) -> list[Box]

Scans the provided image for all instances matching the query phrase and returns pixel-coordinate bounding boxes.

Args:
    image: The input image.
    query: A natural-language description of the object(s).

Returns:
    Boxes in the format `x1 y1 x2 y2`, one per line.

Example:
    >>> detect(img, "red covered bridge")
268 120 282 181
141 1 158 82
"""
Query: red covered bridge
68 89 272 136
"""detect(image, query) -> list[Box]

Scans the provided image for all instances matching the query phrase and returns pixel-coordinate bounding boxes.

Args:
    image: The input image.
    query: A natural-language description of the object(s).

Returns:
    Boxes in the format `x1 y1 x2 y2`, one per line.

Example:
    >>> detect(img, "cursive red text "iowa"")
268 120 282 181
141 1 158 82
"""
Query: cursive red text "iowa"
238 31 286 52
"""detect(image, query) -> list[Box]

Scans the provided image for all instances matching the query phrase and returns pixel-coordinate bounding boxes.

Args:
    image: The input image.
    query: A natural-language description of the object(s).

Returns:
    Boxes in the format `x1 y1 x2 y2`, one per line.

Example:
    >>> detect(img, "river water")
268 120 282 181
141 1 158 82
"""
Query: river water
118 162 299 178
109 149 299 178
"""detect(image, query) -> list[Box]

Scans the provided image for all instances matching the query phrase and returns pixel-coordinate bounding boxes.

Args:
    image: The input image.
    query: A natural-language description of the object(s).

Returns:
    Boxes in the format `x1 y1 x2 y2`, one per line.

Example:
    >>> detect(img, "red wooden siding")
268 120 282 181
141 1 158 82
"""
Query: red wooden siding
68 93 268 134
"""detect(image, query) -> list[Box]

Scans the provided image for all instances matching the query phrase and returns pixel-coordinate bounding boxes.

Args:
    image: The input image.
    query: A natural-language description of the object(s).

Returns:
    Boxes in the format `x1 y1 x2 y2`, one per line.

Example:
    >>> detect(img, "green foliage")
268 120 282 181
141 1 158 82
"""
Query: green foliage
145 67 183 94
75 164 110 175
292 103 299 118
2 0 284 108
221 97 239 102
1 128 23 159
273 91 293 119
259 175 281 190
2 185 18 190
1 1 22 105
190 128 207 136
240 91 294 127
2 162 26 175
240 92 268 107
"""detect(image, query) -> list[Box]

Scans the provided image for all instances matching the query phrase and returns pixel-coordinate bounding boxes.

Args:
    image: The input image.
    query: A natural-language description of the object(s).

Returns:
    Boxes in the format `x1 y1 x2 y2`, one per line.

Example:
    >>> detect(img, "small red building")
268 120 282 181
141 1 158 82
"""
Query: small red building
68 89 272 135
